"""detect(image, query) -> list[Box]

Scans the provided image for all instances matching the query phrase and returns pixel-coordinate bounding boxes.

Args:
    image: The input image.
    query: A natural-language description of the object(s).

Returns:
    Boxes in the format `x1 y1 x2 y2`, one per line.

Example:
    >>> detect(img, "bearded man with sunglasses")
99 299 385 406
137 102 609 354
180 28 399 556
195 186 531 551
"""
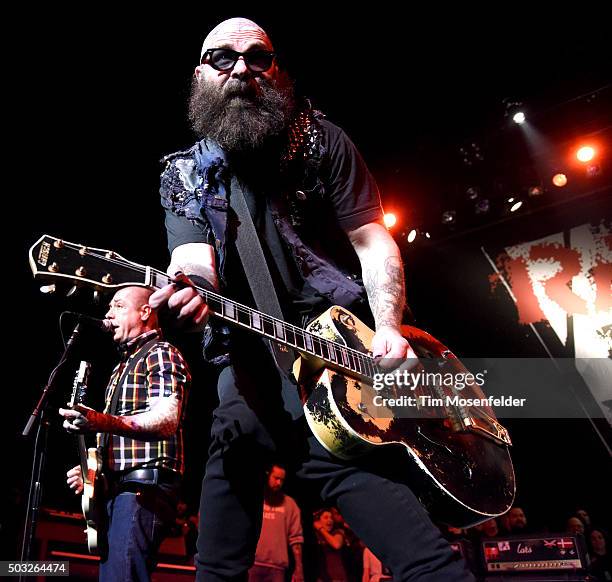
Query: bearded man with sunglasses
151 17 475 582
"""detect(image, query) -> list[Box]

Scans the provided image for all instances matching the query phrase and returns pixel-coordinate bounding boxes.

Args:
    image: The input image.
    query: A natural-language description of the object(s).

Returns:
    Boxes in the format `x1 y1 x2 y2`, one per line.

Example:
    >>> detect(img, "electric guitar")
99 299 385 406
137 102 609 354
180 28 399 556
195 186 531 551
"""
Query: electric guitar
68 360 106 554
31 234 515 527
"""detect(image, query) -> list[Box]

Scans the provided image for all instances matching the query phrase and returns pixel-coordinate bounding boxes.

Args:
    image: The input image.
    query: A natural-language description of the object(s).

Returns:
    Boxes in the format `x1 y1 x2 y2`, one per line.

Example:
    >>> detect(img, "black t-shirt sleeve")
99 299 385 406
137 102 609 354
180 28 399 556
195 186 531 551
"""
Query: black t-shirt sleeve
164 208 213 255
320 119 384 231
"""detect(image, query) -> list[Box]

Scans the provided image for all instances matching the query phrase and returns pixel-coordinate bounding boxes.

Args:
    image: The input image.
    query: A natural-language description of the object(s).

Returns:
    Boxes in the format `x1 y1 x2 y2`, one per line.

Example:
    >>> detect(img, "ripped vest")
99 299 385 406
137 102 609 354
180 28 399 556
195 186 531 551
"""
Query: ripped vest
160 108 367 322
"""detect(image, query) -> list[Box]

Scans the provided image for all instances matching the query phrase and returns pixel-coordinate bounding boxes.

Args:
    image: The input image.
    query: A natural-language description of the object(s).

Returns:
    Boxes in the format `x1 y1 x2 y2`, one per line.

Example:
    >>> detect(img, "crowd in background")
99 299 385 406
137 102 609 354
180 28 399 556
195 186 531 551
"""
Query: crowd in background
166 464 610 581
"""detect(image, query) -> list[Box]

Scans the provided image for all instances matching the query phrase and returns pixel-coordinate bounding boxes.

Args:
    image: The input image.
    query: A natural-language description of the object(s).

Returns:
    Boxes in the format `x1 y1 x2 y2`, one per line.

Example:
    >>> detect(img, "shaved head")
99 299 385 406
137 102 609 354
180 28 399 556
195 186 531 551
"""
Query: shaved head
201 18 273 60
124 286 154 307
106 286 158 343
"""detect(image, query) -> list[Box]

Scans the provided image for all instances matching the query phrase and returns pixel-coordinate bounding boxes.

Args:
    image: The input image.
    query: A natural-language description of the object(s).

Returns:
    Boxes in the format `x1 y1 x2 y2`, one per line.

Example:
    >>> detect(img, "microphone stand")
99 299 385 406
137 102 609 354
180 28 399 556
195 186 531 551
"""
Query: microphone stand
20 322 83 568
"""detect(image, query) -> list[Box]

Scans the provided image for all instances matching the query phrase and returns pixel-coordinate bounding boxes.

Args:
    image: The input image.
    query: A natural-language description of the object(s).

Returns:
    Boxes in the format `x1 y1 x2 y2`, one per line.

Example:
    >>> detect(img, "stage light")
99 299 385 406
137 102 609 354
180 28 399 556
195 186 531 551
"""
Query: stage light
383 213 397 228
528 186 544 197
576 146 595 163
406 229 431 244
552 173 568 187
475 199 490 214
441 210 456 225
510 200 523 212
503 99 525 125
466 186 479 200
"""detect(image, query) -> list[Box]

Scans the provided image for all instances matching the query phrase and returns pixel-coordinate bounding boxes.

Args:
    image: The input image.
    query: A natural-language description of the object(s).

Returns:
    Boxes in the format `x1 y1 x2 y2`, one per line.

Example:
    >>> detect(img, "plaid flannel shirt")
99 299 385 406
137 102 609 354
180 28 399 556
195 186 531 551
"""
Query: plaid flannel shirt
97 329 190 474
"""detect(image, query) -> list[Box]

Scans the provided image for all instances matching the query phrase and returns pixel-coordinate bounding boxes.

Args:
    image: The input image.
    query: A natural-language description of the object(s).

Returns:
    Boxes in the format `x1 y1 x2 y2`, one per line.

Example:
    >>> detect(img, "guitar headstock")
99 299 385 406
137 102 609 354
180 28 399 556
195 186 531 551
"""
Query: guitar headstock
29 234 150 293
69 361 91 408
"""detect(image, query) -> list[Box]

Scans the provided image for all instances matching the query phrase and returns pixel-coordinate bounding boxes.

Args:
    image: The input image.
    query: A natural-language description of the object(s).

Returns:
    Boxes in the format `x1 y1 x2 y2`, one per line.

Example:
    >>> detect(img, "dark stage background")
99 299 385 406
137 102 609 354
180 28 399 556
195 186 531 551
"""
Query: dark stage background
5 6 611 561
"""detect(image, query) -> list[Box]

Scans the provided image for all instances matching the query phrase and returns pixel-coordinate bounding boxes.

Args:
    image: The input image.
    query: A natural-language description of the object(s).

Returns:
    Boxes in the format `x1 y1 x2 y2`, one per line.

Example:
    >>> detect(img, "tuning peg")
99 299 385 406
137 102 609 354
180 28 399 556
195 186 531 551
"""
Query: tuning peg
40 284 56 294
66 285 78 297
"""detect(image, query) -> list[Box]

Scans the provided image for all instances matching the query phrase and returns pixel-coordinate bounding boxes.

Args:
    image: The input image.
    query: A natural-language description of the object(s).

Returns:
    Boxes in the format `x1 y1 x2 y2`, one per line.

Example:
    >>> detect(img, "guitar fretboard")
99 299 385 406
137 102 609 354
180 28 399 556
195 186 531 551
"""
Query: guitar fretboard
28 236 379 379
149 269 376 378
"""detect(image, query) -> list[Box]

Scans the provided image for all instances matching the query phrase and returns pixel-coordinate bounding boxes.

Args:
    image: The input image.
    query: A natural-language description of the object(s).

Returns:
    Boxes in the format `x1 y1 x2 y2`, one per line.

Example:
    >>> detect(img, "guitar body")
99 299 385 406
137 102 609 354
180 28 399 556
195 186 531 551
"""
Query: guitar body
301 307 515 527
80 445 106 554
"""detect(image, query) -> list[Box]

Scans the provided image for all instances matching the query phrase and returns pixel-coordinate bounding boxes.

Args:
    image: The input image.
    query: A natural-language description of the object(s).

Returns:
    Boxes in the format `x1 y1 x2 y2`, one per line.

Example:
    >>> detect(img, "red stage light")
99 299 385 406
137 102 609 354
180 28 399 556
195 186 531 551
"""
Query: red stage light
552 173 568 187
384 213 397 228
576 146 596 163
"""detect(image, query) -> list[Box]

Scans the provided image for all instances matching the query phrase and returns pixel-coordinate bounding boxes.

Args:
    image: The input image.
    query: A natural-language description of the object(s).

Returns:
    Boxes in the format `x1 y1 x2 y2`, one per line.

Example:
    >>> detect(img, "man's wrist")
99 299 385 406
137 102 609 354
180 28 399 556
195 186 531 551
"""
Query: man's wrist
186 275 216 293
375 323 401 332
86 410 114 433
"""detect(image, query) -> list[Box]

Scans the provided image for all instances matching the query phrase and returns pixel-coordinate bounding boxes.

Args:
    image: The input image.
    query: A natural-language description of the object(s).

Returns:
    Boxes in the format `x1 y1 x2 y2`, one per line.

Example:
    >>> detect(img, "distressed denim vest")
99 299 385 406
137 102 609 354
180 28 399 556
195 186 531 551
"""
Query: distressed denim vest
160 109 367 323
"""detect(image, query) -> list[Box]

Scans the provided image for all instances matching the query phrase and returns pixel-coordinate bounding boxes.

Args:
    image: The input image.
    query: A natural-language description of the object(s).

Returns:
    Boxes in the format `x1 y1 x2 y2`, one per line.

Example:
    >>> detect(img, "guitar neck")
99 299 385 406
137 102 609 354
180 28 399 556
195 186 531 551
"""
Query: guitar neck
77 435 90 484
28 235 377 380
146 269 376 379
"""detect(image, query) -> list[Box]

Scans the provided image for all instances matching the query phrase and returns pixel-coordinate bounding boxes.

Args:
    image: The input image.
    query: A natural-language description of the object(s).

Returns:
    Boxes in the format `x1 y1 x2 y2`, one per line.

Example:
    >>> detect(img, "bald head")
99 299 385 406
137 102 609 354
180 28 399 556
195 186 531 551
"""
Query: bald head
201 18 273 60
128 286 155 305
106 286 158 344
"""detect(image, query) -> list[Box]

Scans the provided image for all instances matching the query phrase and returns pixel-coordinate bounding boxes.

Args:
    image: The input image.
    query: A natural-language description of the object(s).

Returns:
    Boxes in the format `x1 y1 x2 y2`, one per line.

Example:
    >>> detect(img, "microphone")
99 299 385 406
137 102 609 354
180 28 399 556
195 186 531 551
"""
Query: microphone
63 311 113 333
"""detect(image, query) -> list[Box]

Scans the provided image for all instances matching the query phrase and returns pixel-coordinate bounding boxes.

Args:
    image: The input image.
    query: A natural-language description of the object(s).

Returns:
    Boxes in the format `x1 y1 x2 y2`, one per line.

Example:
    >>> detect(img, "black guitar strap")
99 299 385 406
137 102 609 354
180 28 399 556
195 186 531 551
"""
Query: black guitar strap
229 176 303 420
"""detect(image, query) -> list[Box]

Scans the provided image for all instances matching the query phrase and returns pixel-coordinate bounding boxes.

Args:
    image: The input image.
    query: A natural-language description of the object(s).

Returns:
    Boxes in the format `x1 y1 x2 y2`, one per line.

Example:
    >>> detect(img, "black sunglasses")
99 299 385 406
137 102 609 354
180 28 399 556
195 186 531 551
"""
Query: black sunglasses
201 48 275 72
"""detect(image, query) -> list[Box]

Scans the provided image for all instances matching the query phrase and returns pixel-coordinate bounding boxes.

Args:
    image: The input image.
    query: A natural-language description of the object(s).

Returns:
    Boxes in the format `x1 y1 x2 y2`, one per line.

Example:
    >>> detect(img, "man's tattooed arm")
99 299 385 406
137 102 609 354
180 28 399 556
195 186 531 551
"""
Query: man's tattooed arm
362 255 406 329
348 222 406 330
82 395 180 440
60 345 189 439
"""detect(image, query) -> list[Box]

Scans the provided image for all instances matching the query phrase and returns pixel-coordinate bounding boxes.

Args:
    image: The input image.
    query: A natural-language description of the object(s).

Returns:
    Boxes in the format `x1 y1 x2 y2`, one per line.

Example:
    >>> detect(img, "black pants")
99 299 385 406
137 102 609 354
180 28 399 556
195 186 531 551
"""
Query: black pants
196 339 474 582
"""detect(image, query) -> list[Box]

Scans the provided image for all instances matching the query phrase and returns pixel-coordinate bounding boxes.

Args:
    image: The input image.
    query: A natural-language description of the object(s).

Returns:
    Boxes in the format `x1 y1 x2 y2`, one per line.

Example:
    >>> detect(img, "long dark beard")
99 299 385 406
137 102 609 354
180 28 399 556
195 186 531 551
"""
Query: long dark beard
188 70 296 154
264 488 284 506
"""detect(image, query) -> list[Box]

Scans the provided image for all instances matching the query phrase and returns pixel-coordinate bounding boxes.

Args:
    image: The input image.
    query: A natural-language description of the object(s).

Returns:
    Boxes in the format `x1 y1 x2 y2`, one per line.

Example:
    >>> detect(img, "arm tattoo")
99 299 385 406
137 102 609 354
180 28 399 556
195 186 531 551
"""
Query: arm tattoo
90 395 180 441
363 256 406 329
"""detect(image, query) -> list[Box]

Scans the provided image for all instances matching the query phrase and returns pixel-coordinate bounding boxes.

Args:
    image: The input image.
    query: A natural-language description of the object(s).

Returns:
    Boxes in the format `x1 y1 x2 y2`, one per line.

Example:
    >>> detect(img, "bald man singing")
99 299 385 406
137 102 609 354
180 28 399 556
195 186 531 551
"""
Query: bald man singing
59 286 191 581
152 17 475 581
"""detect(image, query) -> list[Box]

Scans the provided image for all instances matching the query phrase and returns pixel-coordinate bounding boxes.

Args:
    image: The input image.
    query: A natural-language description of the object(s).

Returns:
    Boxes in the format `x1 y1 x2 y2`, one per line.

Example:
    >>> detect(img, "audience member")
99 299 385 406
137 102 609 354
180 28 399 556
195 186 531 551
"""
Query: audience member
566 516 585 536
588 528 611 581
502 507 528 534
314 509 349 582
249 464 304 582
